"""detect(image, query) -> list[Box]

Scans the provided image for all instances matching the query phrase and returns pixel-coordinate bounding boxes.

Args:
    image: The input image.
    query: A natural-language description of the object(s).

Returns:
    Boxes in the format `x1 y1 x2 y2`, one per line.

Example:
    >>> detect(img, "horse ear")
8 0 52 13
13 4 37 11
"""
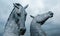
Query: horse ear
24 4 28 9
30 15 34 18
13 3 19 9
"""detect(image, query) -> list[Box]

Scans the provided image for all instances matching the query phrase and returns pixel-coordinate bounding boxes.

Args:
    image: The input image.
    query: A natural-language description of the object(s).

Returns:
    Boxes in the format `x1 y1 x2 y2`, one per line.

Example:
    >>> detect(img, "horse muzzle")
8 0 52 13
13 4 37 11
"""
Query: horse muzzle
20 27 26 35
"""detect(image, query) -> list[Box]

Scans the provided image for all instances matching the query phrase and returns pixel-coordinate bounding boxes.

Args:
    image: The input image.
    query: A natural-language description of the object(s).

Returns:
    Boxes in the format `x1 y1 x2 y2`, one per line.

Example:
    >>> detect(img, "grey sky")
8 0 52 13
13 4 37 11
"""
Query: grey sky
0 0 60 36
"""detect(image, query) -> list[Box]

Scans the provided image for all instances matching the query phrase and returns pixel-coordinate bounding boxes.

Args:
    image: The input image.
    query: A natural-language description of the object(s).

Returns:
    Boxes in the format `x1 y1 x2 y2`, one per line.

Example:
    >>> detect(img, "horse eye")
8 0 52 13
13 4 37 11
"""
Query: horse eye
17 13 21 16
36 21 44 25
36 21 41 23
25 14 27 16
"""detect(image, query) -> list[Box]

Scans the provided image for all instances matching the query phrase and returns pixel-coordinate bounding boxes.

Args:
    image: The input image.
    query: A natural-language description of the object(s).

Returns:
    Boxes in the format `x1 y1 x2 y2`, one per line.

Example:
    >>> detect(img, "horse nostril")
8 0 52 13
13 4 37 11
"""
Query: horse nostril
50 13 54 17
20 28 26 32
50 13 53 15
20 29 23 31
20 28 26 35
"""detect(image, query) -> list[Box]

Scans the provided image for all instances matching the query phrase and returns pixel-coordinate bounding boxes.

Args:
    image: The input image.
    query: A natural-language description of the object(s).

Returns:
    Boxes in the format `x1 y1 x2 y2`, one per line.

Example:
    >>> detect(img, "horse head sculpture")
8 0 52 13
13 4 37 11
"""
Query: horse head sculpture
30 11 53 25
3 3 28 36
30 11 54 36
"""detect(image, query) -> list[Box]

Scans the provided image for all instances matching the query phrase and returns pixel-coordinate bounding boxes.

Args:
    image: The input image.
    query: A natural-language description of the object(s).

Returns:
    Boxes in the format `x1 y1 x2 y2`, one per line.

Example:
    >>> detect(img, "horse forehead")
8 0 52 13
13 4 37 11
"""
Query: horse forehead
20 9 27 15
36 15 41 18
22 8 27 14
17 6 27 14
35 15 43 20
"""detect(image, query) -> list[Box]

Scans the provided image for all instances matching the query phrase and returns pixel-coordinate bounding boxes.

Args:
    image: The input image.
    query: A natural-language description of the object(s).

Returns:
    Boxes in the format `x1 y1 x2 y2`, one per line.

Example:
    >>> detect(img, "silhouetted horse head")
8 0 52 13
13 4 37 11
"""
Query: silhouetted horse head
13 3 28 35
4 3 28 36
30 11 54 25
30 11 53 36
